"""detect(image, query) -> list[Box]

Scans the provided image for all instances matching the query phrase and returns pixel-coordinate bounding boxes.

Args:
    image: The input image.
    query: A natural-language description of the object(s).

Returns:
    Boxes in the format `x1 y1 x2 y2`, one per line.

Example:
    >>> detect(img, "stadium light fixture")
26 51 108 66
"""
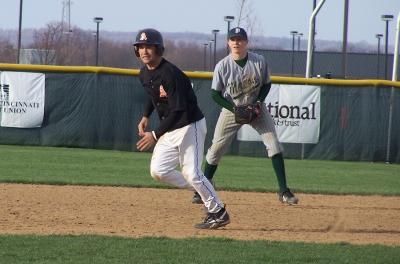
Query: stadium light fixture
290 31 298 76
375 33 383 78
203 43 208 71
224 16 235 54
212 29 220 68
93 17 103 66
381 14 394 79
209 40 214 71
297 33 303 51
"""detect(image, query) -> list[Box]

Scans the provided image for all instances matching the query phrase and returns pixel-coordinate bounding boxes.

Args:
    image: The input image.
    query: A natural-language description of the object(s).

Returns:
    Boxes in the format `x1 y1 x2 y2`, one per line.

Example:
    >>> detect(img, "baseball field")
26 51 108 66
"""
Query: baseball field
0 144 399 263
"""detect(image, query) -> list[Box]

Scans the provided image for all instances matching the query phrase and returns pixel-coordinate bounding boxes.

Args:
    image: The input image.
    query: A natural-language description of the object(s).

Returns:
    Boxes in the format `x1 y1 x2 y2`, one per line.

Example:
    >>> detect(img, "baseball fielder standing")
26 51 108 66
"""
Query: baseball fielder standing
134 28 230 229
192 27 298 205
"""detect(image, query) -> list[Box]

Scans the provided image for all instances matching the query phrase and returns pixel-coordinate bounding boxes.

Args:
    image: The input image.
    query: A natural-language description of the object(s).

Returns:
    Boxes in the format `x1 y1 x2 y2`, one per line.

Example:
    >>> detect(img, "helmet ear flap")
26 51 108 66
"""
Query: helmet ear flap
134 45 140 57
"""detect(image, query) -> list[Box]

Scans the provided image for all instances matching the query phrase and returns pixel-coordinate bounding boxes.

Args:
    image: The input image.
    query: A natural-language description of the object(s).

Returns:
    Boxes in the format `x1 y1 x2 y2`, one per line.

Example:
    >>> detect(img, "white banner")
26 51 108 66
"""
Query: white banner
237 84 320 143
0 71 45 128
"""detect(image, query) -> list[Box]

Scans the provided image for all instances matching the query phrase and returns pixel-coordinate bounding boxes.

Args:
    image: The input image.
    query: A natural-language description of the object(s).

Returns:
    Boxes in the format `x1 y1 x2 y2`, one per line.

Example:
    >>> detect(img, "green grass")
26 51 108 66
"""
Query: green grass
0 235 399 264
0 144 156 187
0 144 398 195
1 144 399 263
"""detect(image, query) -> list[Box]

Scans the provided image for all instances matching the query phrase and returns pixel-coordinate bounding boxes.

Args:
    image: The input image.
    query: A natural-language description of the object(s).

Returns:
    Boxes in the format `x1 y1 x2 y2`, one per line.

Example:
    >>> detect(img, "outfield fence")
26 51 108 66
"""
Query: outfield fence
0 63 399 163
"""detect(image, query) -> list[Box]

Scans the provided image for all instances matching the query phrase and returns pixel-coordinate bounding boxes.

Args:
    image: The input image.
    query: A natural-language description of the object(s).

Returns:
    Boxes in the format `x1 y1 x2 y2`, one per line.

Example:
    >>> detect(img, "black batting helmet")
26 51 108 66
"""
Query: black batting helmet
133 28 164 57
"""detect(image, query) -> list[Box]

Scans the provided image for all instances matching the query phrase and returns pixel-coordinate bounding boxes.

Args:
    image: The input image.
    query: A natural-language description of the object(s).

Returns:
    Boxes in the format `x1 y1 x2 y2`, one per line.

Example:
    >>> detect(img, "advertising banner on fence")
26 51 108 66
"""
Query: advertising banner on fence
237 84 320 143
0 71 45 128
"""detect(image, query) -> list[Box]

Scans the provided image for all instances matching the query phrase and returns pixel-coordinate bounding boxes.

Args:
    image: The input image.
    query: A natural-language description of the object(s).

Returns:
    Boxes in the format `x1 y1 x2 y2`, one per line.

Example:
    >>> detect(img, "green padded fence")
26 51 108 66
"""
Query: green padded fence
0 63 399 163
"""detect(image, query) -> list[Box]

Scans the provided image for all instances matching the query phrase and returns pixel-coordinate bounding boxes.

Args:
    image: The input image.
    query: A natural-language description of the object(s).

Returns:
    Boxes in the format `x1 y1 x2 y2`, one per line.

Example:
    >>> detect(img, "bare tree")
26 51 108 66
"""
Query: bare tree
60 27 94 65
30 22 64 64
101 40 140 68
0 37 15 63
164 40 204 71
236 0 248 28
236 0 263 47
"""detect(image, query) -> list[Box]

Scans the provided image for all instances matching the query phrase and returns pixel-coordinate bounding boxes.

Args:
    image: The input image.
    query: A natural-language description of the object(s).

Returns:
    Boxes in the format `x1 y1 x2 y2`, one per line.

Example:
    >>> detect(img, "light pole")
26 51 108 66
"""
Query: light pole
92 32 97 65
297 33 303 51
290 30 298 76
209 40 214 71
93 17 103 66
310 0 317 77
203 43 208 71
381 14 394 80
341 0 349 78
212 29 219 68
376 33 383 79
306 0 326 78
17 0 23 63
224 16 234 54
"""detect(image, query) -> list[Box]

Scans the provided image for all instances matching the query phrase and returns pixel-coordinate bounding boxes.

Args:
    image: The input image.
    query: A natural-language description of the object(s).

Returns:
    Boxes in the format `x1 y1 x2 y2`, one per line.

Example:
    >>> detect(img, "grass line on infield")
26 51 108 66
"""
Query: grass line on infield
0 144 399 195
0 235 399 264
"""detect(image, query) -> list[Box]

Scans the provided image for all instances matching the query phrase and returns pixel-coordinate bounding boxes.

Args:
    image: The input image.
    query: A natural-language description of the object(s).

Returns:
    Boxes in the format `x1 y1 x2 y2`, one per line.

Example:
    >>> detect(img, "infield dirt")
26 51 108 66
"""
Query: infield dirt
1 183 399 246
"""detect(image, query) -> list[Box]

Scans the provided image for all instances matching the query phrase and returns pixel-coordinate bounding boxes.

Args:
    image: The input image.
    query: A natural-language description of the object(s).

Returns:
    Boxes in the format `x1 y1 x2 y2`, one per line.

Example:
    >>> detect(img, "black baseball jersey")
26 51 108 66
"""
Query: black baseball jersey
139 58 204 139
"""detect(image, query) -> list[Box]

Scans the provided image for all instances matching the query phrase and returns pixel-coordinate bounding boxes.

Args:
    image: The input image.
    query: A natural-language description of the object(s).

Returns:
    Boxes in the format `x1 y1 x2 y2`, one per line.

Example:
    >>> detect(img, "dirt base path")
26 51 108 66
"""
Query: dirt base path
1 184 400 246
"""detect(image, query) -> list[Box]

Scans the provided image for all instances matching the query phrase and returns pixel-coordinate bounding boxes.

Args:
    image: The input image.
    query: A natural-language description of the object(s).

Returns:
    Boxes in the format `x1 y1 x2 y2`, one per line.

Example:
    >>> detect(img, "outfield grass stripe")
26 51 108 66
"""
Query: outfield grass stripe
0 145 398 196
0 235 399 264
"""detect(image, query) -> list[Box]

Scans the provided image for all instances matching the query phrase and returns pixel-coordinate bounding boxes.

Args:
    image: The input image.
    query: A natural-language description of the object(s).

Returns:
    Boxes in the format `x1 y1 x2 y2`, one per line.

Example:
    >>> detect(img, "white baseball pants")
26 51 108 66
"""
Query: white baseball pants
150 118 223 213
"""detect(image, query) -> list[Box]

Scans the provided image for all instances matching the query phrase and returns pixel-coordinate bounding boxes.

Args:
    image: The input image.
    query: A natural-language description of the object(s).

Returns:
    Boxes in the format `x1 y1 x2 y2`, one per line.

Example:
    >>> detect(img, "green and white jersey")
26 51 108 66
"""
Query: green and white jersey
211 51 270 106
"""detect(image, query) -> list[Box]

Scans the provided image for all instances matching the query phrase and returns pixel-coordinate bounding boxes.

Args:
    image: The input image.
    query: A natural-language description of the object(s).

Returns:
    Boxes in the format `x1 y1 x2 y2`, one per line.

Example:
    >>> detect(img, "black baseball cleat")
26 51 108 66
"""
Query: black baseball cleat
278 188 299 205
194 206 230 229
192 192 203 204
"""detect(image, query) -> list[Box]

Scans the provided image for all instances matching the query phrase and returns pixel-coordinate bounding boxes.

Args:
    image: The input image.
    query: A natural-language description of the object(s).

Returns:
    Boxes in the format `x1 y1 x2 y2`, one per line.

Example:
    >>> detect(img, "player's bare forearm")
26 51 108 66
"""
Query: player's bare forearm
138 116 150 136
136 132 156 151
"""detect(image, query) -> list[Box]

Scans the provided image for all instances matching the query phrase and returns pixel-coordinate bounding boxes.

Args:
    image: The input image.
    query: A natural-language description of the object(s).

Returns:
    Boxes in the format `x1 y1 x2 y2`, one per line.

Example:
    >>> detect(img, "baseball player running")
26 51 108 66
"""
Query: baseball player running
134 28 230 229
192 27 298 205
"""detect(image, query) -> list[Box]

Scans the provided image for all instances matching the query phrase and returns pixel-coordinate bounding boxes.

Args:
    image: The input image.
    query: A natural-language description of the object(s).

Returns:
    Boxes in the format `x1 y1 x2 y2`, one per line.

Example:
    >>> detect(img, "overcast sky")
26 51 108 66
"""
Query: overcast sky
1 0 400 46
